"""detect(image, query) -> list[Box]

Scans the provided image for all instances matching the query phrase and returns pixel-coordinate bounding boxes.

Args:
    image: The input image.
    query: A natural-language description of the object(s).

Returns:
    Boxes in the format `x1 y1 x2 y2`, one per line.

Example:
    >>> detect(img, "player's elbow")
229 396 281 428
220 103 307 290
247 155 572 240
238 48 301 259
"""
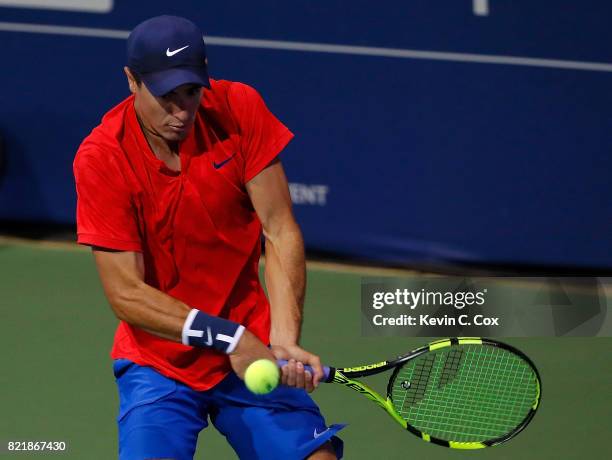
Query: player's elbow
108 300 131 322
105 281 146 322
263 216 302 246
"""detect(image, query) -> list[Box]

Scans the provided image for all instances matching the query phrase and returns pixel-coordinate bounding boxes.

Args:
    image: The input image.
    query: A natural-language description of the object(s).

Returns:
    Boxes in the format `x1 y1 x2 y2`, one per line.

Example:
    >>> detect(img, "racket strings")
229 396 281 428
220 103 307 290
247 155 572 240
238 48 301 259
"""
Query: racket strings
428 349 532 438
402 354 435 405
390 345 538 442
427 350 532 438
438 348 463 387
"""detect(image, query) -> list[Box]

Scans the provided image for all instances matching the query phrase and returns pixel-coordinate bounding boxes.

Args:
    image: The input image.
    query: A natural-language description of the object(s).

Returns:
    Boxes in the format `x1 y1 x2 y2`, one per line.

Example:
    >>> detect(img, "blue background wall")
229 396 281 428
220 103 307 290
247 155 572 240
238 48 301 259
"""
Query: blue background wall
1 1 611 268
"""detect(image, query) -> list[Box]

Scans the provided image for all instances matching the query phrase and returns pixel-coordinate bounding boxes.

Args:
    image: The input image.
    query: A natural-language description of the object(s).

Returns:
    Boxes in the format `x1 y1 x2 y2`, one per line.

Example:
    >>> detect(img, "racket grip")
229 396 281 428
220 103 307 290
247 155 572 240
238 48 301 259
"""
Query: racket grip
277 360 332 382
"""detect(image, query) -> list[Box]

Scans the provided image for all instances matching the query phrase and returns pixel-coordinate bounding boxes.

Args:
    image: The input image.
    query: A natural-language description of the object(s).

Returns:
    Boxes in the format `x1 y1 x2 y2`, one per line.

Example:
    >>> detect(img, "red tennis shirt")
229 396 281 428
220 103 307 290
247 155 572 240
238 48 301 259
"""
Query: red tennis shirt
74 80 294 390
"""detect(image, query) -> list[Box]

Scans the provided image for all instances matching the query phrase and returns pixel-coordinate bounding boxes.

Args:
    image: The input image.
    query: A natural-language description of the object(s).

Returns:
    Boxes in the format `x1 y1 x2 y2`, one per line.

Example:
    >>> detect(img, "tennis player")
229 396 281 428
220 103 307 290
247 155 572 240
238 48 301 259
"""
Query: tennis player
73 15 344 460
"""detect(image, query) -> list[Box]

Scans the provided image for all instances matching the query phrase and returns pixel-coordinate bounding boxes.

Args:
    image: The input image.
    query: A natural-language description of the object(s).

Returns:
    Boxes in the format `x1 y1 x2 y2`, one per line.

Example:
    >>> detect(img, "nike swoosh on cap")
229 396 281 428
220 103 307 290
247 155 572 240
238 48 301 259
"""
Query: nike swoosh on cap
313 427 330 439
166 45 189 57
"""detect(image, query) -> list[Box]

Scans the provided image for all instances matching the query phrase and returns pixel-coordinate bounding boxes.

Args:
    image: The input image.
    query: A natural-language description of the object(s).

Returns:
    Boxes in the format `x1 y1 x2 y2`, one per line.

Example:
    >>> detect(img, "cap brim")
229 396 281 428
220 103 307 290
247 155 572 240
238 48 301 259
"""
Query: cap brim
141 66 210 96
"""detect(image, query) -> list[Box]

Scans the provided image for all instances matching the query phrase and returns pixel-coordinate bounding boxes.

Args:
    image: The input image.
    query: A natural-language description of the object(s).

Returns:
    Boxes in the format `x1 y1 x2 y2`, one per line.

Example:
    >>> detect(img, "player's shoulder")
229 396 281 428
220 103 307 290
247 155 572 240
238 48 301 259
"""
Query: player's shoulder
74 96 132 170
204 79 264 109
207 78 260 97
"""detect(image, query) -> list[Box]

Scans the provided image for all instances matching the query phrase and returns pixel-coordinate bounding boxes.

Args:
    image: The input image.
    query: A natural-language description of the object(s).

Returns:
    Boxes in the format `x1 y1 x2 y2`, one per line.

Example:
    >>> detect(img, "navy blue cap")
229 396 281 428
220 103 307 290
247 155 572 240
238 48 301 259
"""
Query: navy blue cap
127 15 210 96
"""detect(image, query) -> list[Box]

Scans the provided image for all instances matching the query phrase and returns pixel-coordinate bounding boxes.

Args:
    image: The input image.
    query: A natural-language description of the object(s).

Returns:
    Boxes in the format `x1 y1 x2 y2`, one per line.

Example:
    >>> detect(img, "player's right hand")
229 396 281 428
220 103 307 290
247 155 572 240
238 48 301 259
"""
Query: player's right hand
228 329 276 380
270 344 323 393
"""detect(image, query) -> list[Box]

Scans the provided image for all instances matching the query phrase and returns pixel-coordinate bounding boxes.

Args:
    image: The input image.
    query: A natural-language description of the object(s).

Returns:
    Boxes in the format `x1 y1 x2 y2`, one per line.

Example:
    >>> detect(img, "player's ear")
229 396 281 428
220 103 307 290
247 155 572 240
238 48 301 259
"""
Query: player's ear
124 66 138 94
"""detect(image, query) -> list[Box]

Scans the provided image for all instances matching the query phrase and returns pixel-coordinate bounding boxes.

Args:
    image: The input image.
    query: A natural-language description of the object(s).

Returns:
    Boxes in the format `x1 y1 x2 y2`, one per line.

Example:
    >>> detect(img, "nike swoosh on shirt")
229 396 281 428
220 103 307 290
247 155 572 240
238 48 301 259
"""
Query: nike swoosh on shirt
213 154 236 169
166 45 189 57
313 427 331 439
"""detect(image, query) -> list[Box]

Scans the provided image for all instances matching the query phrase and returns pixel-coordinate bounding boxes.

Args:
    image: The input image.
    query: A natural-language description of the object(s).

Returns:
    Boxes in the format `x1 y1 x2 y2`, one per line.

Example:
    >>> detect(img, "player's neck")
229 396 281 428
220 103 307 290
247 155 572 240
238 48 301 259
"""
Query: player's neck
135 113 179 159
144 130 179 159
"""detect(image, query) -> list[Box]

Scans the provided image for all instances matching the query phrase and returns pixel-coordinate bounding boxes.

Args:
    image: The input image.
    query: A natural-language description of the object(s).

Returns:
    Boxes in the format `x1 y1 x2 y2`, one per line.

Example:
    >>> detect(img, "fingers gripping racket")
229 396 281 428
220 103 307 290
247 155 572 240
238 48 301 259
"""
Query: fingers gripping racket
280 337 541 449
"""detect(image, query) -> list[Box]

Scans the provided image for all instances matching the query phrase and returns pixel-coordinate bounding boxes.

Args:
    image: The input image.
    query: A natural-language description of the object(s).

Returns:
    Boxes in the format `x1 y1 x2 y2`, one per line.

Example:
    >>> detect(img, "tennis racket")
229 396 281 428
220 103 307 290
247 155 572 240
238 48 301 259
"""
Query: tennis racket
279 337 541 449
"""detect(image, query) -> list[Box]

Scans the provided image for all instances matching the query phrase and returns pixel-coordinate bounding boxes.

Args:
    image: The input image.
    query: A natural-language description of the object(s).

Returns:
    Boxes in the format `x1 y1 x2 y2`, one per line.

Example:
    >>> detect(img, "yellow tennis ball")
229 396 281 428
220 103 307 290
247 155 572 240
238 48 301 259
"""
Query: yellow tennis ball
244 359 280 395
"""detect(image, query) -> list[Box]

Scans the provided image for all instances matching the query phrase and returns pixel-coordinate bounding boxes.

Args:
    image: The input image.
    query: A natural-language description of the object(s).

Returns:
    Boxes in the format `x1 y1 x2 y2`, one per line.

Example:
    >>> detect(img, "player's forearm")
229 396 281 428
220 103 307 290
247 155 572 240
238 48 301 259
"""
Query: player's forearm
106 279 191 342
104 276 273 367
93 249 191 342
264 223 306 345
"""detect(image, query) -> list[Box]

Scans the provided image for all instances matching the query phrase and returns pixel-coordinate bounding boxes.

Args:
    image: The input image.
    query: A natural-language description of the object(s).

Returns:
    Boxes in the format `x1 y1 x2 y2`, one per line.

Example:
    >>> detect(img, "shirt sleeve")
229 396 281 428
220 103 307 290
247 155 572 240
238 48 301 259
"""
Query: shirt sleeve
227 83 294 183
73 146 142 252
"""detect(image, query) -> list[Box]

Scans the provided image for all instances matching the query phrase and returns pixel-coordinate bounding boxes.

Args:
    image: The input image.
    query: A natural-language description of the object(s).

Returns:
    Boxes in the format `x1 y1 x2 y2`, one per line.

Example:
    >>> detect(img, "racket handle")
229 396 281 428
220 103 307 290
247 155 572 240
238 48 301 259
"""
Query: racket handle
277 360 332 382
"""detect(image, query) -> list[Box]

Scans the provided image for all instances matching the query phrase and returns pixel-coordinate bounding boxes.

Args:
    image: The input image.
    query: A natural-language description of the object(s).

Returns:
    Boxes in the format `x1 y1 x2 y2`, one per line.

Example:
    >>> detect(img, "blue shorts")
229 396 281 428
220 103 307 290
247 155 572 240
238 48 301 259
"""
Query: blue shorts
113 359 345 460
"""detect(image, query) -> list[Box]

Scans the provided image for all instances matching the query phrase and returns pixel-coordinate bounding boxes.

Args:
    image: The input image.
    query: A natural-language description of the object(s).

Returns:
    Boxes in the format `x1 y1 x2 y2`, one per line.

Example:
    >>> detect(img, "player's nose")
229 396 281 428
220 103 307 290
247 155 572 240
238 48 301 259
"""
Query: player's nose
169 100 196 120
171 110 190 124
165 103 189 122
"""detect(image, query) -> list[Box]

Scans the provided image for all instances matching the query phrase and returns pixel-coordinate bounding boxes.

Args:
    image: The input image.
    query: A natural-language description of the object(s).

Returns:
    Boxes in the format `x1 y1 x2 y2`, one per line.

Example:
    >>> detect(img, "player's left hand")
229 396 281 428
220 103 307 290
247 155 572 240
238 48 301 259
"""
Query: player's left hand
270 344 324 393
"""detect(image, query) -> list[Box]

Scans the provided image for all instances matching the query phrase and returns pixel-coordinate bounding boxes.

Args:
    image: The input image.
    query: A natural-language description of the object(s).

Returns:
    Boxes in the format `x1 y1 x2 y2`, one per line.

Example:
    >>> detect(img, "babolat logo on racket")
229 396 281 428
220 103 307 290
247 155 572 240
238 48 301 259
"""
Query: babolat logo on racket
341 361 387 373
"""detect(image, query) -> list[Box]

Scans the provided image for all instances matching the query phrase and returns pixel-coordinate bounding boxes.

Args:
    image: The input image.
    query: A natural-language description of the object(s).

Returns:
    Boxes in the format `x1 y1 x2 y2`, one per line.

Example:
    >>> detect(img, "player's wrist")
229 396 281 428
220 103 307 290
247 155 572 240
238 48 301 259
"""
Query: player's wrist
181 309 245 354
269 330 300 347
270 341 299 350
